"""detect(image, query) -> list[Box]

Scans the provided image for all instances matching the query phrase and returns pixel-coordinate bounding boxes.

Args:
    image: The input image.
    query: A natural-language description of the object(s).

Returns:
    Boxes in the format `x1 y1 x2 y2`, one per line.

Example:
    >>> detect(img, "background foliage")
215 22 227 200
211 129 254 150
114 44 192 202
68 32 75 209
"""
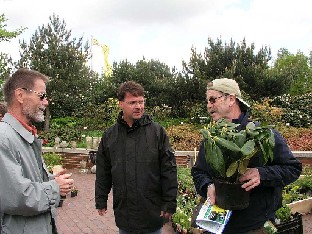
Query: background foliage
0 14 311 149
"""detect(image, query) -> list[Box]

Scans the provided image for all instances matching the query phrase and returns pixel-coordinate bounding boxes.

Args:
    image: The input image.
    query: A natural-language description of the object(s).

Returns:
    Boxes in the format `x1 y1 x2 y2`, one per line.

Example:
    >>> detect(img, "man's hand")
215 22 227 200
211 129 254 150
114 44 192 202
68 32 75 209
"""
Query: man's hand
54 173 74 196
239 168 260 191
160 211 172 223
98 208 108 216
207 183 216 204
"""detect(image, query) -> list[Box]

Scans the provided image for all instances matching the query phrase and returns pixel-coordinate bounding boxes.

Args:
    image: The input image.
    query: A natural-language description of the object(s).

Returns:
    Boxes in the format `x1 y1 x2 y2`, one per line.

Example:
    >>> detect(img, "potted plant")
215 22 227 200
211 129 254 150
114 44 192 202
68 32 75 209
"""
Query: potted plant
272 204 303 233
200 118 275 210
71 186 78 197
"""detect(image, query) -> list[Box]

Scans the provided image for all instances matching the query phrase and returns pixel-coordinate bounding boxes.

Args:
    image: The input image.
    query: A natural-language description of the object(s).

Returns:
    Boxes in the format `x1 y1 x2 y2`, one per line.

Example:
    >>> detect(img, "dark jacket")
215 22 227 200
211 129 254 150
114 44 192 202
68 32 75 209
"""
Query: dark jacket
95 112 177 233
191 112 302 234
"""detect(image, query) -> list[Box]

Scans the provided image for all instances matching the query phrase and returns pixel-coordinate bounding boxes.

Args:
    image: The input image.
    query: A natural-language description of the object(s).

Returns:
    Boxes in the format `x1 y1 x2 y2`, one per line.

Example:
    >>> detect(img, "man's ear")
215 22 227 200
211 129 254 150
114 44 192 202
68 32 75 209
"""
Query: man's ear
14 89 24 104
118 100 123 109
229 95 237 106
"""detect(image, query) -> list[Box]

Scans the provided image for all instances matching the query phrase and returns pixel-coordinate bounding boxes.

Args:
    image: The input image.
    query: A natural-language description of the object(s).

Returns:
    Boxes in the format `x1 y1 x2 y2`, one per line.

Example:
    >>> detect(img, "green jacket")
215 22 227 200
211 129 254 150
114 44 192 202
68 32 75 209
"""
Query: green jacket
0 114 59 234
95 112 177 233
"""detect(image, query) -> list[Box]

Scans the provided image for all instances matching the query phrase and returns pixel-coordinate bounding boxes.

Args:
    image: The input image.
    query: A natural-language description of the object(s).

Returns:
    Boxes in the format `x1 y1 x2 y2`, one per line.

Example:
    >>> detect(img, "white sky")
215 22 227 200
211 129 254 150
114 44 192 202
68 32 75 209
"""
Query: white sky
1 0 312 73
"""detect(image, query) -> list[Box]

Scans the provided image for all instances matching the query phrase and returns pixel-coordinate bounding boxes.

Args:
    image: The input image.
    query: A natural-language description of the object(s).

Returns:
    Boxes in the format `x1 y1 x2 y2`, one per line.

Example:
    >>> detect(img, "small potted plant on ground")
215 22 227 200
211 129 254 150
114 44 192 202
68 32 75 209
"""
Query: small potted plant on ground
71 186 78 197
272 204 303 233
200 118 275 210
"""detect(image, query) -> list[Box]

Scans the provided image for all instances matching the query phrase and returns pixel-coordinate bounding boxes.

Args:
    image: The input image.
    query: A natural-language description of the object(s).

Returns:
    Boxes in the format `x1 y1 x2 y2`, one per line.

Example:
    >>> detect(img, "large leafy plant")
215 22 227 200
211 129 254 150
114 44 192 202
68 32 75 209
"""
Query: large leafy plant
200 118 275 182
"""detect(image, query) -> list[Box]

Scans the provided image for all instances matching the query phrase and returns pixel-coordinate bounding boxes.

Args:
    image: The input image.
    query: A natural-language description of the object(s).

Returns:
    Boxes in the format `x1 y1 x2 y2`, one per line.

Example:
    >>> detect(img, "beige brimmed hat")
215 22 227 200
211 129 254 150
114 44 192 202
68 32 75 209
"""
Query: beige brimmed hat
207 78 250 109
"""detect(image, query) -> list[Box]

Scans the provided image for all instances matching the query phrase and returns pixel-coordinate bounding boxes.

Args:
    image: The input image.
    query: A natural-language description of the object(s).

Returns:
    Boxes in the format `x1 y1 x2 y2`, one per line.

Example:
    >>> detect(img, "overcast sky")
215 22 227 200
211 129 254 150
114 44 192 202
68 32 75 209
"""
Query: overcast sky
1 0 312 73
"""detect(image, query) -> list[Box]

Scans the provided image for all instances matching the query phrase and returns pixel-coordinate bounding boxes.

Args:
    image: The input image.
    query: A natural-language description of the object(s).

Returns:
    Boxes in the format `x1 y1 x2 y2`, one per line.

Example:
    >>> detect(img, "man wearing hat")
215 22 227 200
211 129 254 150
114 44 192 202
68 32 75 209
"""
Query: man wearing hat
191 78 302 233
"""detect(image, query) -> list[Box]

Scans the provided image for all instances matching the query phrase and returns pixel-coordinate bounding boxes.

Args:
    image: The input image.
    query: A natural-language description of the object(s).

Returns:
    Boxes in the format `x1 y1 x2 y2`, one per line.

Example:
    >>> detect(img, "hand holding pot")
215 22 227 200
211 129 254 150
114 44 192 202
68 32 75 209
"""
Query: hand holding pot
207 183 216 205
239 168 260 192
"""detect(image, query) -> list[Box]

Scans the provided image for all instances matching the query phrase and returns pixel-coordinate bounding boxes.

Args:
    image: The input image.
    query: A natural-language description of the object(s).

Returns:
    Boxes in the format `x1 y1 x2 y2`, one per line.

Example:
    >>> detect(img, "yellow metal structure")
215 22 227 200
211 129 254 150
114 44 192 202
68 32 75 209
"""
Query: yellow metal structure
92 38 113 77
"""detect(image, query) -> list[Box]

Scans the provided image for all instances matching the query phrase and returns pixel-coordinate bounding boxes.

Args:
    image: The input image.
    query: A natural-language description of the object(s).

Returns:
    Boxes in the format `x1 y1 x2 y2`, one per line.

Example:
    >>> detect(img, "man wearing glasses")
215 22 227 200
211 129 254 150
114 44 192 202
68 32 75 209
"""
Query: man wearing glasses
191 78 302 233
0 68 74 234
95 81 177 234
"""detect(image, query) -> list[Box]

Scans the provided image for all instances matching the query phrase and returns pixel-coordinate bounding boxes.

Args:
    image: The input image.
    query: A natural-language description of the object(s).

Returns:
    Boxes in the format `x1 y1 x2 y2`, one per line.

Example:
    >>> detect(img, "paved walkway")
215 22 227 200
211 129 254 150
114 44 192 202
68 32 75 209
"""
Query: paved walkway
56 169 175 234
56 169 312 234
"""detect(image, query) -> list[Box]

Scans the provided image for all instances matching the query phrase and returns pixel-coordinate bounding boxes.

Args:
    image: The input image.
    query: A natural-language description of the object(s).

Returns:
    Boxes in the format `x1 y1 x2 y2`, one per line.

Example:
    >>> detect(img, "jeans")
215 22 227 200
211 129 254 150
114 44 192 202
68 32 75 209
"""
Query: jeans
119 227 162 234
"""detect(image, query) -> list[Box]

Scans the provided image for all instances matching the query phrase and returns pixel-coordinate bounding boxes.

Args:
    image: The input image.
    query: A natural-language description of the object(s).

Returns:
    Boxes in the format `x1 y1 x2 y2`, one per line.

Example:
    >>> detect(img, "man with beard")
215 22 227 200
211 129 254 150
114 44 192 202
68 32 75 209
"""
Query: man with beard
95 81 178 234
0 68 74 234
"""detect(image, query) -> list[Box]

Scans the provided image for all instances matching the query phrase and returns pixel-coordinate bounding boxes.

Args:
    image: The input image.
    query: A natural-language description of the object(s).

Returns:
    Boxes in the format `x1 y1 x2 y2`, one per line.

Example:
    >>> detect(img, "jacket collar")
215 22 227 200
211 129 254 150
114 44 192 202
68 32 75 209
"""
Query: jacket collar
232 111 250 131
117 111 152 131
2 113 35 144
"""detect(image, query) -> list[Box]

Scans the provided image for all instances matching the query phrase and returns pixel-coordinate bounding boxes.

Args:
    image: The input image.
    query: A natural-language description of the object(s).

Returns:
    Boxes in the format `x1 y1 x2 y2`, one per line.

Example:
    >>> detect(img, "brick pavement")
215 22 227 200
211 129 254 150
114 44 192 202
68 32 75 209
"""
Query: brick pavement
56 169 175 234
56 169 312 234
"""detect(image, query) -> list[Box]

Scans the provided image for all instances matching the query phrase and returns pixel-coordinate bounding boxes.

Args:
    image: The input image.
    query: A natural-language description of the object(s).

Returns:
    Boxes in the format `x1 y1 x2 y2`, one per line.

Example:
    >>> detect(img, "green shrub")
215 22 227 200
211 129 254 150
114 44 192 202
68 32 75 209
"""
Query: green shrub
73 98 120 130
172 167 198 234
251 98 283 125
145 105 172 121
42 152 63 172
271 93 312 127
275 204 292 223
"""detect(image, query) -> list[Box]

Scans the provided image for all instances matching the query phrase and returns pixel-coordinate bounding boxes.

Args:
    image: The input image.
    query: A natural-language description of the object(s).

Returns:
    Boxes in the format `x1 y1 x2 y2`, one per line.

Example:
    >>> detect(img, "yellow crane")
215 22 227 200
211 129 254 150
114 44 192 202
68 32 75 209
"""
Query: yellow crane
92 38 113 77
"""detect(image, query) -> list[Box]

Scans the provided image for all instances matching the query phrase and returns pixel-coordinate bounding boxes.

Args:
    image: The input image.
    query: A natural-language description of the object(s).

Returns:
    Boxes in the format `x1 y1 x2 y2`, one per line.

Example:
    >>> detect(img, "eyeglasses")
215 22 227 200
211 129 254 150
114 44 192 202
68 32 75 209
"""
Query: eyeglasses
208 95 224 104
125 100 145 106
21 88 47 101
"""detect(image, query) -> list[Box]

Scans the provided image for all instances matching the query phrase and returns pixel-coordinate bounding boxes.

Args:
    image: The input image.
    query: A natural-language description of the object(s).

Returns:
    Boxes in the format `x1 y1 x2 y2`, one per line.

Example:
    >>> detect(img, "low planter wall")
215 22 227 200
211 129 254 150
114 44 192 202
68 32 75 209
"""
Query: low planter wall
42 147 312 168
287 197 312 215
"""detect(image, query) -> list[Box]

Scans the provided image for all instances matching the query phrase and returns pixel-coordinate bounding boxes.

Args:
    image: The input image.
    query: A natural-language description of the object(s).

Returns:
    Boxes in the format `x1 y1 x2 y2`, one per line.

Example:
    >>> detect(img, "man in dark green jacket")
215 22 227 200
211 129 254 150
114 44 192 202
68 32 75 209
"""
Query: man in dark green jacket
95 81 177 234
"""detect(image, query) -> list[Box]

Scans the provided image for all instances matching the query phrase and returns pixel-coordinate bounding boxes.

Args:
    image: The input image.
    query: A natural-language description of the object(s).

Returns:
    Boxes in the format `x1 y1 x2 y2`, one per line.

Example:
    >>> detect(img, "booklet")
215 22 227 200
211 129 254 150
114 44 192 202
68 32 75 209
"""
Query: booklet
196 200 232 234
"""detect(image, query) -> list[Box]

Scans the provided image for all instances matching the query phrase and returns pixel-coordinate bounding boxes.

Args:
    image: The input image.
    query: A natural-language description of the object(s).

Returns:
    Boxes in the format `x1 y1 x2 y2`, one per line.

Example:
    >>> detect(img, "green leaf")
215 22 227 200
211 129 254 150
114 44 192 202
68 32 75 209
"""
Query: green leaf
246 122 256 130
226 161 238 177
241 140 255 156
204 139 213 165
200 129 209 139
238 159 249 175
247 129 259 137
214 137 241 152
233 131 246 148
268 130 275 147
211 144 225 177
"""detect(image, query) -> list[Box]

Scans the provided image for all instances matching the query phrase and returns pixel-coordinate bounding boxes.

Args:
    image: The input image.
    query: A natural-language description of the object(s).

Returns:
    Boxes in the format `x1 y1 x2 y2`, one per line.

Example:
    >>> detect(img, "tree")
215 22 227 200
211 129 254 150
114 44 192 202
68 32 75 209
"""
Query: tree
0 14 25 96
111 58 176 108
183 37 274 100
0 14 25 42
270 49 312 95
18 14 97 130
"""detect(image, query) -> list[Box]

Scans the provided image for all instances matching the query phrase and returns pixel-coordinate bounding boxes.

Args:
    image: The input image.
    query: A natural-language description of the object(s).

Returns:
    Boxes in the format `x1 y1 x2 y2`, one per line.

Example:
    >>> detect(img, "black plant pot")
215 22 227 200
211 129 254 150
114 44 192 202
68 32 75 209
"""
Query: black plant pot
58 199 64 207
214 178 250 210
71 190 78 197
275 212 303 234
58 195 66 207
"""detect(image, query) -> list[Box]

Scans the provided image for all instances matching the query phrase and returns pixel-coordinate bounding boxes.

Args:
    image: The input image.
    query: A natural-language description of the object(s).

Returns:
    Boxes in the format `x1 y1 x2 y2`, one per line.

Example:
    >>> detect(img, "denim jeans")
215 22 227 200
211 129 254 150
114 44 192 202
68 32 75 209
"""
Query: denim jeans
119 227 162 234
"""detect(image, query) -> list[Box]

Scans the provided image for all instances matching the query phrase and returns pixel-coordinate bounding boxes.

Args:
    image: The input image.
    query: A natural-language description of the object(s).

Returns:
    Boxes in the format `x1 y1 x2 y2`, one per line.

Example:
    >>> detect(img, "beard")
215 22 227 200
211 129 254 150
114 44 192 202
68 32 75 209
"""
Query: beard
22 104 45 123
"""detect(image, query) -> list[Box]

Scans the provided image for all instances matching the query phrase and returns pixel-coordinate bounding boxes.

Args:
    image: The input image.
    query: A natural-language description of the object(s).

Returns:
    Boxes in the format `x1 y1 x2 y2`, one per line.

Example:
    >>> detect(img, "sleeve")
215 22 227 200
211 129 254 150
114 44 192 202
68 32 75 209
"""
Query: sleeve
191 141 215 198
257 129 302 187
0 142 59 216
95 132 112 210
159 126 178 213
